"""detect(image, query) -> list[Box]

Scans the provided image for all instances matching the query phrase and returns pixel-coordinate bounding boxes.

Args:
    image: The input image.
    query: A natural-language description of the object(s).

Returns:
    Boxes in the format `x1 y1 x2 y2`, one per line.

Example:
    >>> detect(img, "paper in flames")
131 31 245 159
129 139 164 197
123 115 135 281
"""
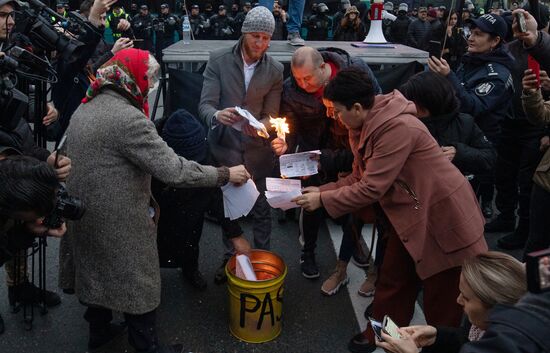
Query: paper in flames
269 117 290 141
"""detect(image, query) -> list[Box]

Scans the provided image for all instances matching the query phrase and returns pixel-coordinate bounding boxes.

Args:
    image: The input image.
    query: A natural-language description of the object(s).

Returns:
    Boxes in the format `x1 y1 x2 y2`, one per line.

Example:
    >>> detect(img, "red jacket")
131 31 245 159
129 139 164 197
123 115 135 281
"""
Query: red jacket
319 91 488 279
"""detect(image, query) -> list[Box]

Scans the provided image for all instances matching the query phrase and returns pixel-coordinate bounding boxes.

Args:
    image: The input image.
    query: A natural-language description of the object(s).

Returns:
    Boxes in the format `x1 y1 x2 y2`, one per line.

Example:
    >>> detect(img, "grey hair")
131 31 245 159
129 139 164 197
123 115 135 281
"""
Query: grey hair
147 54 160 85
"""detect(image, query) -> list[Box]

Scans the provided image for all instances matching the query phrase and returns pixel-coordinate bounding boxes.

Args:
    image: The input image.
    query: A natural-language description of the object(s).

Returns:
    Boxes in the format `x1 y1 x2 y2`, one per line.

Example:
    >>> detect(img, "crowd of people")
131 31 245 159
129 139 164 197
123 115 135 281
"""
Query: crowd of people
1 0 550 353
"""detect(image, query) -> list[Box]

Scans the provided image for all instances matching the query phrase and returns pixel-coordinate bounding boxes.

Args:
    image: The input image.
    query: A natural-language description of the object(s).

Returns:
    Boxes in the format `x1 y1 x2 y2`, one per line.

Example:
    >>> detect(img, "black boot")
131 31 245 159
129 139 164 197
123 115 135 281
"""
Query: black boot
0 313 5 334
182 244 207 290
88 323 127 350
485 214 516 233
498 219 529 250
8 281 61 307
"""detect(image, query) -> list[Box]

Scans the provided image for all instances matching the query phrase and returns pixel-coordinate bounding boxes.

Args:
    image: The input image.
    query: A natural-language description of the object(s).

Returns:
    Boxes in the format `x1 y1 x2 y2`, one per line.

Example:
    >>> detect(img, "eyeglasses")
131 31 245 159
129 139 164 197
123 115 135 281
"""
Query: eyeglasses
0 11 16 20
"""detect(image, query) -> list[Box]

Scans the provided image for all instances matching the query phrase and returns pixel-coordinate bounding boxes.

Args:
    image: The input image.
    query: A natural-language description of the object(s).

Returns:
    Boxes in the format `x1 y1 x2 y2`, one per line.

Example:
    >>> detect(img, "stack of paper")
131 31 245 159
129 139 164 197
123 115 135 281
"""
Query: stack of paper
279 150 322 178
221 179 260 220
232 106 270 138
265 177 302 211
235 254 258 281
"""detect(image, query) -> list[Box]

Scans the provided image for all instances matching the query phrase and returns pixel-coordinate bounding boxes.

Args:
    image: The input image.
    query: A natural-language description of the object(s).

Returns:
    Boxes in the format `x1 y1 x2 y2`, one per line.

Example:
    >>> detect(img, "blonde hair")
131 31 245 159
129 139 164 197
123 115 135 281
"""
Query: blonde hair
462 251 526 308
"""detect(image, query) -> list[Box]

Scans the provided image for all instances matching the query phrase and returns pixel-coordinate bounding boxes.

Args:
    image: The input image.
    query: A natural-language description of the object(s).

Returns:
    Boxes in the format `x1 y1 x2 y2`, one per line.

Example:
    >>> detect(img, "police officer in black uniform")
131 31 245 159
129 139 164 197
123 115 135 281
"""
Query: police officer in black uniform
187 4 208 40
132 4 153 52
158 3 179 50
306 2 331 41
209 5 234 40
428 14 515 217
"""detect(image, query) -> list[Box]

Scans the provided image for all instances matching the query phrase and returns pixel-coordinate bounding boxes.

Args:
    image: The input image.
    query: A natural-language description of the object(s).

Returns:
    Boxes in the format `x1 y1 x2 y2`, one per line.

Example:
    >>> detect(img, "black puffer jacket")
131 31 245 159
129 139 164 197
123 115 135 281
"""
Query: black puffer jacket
280 47 381 181
421 110 496 175
0 119 49 161
460 292 550 353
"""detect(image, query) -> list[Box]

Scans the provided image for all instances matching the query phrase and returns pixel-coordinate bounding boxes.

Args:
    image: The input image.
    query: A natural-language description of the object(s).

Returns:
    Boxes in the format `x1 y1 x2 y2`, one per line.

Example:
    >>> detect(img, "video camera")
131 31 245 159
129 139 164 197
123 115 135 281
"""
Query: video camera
13 0 98 64
526 248 550 294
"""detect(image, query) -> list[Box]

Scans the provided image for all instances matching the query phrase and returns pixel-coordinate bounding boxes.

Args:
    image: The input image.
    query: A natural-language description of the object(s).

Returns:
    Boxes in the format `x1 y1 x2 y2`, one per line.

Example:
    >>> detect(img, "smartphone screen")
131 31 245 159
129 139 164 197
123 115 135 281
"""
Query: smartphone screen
369 318 383 341
383 315 402 339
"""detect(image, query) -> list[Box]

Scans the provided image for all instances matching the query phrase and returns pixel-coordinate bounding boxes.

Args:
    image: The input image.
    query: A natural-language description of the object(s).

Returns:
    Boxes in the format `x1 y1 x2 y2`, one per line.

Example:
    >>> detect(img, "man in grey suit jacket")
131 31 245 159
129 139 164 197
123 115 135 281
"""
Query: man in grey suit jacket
199 6 284 283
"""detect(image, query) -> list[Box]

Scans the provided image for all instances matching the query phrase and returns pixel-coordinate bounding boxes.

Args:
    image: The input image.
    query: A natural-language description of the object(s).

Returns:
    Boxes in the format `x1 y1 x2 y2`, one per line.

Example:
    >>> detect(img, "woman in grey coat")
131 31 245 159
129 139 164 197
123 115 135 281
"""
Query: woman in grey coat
62 48 250 353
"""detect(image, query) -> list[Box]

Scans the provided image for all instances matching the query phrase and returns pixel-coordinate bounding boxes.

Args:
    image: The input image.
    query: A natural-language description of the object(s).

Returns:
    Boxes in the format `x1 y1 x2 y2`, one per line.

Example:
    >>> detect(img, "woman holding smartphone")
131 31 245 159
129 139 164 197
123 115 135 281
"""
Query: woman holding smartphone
376 252 526 353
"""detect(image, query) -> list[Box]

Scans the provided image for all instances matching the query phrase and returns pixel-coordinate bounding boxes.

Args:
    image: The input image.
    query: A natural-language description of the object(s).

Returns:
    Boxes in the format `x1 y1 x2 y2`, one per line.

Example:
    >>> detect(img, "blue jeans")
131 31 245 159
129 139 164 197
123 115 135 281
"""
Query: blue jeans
259 0 305 33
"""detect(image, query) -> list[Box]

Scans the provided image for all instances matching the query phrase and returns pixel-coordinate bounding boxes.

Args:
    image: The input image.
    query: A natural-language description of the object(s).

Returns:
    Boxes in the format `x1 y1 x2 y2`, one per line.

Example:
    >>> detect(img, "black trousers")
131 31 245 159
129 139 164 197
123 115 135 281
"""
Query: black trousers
84 305 158 352
494 120 543 231
524 184 550 258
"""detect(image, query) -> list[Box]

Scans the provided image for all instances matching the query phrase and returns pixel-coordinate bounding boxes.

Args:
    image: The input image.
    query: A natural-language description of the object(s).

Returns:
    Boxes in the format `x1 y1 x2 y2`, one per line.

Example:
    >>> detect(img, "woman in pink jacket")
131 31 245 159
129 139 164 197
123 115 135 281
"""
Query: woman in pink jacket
293 68 488 353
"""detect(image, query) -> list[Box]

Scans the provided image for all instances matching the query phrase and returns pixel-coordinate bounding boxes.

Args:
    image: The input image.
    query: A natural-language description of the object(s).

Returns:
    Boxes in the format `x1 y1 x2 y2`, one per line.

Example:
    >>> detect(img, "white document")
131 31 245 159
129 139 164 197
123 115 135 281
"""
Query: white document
279 150 322 178
265 178 302 210
236 254 258 281
265 190 302 211
232 106 269 138
265 177 301 192
221 179 260 220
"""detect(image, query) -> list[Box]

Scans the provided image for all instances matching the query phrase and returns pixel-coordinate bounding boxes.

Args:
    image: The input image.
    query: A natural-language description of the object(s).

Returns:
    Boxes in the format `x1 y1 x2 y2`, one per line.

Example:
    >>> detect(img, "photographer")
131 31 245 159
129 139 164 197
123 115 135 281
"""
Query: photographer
52 0 129 139
0 154 67 334
105 3 131 40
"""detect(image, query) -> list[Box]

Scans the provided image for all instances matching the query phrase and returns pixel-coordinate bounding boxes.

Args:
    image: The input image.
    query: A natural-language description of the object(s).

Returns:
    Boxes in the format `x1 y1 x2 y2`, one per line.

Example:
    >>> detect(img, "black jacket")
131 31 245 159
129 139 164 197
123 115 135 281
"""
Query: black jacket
306 14 331 41
280 48 381 182
406 18 430 49
132 13 153 40
209 14 234 39
423 326 470 353
460 292 550 353
446 47 515 143
0 217 35 268
333 21 366 42
421 110 496 175
51 23 104 140
390 14 411 44
0 119 50 161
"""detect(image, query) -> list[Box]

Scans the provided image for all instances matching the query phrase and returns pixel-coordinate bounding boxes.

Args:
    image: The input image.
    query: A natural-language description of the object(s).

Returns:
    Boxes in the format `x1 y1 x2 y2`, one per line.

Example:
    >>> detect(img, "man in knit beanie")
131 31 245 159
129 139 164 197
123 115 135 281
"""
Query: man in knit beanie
199 6 284 284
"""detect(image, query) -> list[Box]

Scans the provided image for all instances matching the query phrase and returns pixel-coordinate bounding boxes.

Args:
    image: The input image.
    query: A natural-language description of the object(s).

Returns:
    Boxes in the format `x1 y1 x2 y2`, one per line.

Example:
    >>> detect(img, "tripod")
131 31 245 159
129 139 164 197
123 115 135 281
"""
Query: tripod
151 26 169 121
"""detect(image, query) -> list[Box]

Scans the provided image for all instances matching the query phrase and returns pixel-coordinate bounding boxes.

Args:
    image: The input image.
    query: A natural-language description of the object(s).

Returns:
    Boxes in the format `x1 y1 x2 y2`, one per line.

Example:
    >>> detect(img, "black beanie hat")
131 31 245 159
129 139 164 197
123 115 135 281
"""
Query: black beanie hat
162 109 208 164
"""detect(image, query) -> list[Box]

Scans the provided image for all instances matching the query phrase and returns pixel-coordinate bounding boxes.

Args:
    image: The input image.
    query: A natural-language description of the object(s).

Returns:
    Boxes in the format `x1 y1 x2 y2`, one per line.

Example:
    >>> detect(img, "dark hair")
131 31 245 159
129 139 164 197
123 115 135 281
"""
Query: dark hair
399 71 459 116
324 67 375 110
0 156 58 218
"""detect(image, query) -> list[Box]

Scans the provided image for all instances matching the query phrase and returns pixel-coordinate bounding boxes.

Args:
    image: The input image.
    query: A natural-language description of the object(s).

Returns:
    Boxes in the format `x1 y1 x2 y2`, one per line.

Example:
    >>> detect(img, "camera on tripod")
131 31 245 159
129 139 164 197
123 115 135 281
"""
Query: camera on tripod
42 184 85 229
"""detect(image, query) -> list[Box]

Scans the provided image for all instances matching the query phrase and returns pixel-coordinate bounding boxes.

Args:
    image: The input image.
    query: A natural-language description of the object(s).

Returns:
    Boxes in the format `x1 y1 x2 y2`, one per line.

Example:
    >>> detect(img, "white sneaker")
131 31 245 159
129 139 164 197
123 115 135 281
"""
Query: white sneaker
287 32 305 46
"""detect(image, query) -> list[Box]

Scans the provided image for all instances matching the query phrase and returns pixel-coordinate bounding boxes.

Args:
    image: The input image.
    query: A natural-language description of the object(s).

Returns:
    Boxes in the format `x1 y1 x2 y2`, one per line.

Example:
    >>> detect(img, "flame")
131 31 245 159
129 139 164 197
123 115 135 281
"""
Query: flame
270 116 290 141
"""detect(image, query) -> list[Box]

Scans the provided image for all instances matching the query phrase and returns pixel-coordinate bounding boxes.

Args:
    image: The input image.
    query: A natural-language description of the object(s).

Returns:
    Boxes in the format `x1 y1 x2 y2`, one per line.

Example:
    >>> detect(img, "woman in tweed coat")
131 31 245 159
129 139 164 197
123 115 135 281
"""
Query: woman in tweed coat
62 48 249 353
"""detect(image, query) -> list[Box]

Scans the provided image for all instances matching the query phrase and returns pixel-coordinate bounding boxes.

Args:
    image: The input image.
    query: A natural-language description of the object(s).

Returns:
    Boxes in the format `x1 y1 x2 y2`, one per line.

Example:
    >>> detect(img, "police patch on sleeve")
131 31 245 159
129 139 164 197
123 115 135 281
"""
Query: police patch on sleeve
475 82 495 96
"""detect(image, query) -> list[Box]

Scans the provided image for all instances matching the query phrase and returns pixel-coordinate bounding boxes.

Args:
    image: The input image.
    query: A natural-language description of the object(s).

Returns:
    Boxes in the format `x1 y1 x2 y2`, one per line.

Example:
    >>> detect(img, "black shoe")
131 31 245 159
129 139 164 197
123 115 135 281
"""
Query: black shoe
497 231 527 250
214 259 229 285
485 215 516 233
88 323 127 350
183 270 207 291
363 302 374 320
300 252 320 279
8 281 61 307
0 313 5 335
348 331 376 353
481 200 493 218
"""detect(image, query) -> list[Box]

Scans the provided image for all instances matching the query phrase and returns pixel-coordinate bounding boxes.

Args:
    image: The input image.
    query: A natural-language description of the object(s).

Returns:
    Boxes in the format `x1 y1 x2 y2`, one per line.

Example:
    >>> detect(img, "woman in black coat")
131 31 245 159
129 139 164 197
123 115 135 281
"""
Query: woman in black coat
399 71 496 176
333 6 366 41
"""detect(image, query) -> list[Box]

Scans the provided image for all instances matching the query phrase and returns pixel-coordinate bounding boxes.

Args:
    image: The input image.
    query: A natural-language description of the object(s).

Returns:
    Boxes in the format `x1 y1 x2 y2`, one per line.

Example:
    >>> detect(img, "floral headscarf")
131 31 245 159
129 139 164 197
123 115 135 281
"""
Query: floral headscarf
82 48 151 117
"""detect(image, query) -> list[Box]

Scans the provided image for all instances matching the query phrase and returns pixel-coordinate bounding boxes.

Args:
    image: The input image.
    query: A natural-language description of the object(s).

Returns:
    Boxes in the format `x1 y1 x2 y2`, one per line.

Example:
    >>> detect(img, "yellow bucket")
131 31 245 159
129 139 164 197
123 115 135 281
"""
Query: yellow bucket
225 250 288 343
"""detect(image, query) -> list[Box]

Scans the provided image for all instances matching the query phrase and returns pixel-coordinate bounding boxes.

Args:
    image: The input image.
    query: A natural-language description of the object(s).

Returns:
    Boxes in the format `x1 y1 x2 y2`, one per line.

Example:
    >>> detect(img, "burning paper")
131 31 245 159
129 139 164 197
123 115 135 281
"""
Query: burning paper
233 107 270 139
270 117 290 141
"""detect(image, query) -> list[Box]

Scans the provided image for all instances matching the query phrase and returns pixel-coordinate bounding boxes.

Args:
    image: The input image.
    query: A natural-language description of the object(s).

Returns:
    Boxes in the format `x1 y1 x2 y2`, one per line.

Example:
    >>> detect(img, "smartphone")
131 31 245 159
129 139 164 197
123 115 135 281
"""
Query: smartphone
369 317 383 341
383 315 402 339
132 39 144 42
516 12 527 33
54 134 67 168
528 55 541 88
